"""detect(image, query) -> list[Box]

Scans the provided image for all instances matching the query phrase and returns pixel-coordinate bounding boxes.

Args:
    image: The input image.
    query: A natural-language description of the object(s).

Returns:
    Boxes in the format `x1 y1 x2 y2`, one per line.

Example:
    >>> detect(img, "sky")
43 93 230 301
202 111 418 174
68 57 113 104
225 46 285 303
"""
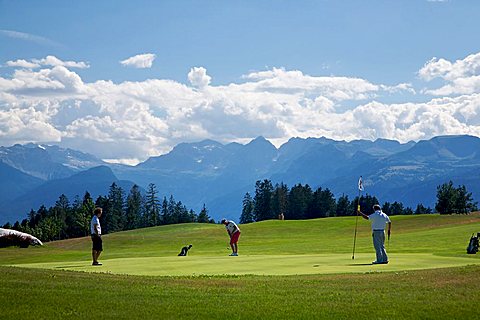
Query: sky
1 0 480 164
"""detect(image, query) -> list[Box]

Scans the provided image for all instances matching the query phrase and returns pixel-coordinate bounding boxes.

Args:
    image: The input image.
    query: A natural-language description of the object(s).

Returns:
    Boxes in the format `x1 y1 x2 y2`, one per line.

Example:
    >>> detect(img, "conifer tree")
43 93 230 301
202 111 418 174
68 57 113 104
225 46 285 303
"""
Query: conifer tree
240 192 255 223
145 183 160 226
197 204 211 223
126 184 143 229
253 179 274 221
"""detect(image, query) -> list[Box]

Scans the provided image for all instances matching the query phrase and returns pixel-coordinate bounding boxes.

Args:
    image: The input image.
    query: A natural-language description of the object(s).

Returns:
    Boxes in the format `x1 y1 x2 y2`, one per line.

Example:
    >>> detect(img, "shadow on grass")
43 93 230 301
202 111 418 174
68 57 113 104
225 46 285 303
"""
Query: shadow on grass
348 263 373 266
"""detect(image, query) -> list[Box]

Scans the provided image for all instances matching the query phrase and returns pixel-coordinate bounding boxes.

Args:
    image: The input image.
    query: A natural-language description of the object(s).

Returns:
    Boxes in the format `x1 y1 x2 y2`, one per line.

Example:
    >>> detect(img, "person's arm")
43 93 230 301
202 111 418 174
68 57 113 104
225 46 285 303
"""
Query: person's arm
387 222 391 239
93 217 100 235
357 210 369 220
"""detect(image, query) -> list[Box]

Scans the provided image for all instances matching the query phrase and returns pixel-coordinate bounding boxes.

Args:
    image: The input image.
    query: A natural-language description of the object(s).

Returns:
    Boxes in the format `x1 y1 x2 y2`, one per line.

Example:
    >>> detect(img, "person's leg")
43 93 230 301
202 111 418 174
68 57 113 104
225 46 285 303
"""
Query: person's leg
379 232 388 263
231 232 240 255
372 232 382 263
92 235 103 265
233 242 238 253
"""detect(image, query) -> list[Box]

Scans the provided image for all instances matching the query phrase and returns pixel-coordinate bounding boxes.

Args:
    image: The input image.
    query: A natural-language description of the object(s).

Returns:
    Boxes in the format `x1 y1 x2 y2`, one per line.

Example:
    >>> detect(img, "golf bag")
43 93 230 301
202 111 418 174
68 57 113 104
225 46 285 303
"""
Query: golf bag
466 233 479 254
178 244 192 256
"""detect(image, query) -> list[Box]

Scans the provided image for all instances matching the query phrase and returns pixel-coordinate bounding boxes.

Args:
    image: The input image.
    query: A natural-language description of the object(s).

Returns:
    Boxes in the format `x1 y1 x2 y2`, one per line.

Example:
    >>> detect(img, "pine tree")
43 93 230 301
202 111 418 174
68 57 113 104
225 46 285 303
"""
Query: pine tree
253 179 274 221
105 182 126 232
271 183 288 219
240 192 255 223
53 194 70 239
307 187 336 218
145 183 160 226
126 184 143 230
197 204 211 223
336 194 352 216
160 197 169 225
435 181 456 214
287 183 312 220
414 203 432 214
436 181 478 214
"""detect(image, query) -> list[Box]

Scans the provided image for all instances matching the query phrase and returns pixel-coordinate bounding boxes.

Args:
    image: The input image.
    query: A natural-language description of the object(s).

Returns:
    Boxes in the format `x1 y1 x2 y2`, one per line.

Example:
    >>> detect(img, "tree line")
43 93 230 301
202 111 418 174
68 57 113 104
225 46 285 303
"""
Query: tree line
2 182 214 242
240 179 477 223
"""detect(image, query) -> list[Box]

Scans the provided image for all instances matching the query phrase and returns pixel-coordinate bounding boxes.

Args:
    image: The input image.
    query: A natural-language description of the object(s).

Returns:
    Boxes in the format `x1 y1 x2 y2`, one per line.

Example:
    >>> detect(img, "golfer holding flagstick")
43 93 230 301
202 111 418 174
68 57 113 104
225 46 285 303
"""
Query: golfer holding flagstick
358 204 392 264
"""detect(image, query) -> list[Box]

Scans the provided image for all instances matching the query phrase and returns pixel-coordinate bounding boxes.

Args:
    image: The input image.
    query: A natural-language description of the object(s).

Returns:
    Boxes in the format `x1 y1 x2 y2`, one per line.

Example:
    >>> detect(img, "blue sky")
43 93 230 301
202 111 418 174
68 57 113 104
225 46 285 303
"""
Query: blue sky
1 0 480 164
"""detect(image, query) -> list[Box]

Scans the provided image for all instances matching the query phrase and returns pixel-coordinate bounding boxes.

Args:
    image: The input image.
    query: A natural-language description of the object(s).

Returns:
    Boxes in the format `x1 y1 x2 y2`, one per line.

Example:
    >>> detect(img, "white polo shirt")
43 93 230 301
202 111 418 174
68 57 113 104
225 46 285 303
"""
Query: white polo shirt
225 221 240 234
91 215 101 235
368 210 391 231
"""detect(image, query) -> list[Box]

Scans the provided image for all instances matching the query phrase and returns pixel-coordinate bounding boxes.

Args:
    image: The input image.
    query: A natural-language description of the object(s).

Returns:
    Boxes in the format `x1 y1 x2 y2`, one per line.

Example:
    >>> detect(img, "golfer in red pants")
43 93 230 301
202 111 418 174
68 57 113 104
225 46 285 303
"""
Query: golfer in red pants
221 219 241 256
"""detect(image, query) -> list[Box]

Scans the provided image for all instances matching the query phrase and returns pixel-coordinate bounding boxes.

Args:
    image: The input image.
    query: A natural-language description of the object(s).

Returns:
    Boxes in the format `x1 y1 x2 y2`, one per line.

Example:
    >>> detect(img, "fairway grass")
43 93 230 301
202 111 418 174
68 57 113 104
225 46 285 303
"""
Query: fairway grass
12 253 480 276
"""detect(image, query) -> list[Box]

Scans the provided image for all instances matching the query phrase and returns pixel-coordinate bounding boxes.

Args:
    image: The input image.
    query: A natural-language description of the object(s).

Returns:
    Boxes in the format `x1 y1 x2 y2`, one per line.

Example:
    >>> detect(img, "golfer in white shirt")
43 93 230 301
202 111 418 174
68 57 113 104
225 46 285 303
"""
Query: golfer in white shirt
358 204 391 264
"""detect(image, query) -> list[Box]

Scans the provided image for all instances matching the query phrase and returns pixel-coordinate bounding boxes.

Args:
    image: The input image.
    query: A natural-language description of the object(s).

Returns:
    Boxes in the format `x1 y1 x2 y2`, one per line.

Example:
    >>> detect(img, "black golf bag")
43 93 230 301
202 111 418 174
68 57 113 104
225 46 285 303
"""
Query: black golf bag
466 233 479 254
178 244 192 256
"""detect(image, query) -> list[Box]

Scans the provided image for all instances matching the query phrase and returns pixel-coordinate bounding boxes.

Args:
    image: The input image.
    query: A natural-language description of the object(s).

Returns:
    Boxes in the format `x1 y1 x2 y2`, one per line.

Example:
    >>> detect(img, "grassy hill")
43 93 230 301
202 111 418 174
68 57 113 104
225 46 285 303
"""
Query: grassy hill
1 213 480 274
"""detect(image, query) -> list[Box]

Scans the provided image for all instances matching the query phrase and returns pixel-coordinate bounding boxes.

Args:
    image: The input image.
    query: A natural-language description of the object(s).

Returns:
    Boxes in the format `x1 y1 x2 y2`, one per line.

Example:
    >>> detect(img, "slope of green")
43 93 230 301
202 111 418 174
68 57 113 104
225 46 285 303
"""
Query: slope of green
1 213 480 276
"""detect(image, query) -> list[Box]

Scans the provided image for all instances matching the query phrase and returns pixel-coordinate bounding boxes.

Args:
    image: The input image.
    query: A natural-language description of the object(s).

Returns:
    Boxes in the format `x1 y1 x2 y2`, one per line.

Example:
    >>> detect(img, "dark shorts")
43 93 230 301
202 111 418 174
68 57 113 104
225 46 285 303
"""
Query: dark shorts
91 234 103 251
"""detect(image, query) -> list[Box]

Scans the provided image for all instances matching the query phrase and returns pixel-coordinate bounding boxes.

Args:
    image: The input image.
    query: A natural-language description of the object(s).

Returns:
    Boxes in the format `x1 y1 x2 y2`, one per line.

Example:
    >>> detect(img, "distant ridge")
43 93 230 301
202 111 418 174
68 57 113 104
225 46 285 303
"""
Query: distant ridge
1 135 480 224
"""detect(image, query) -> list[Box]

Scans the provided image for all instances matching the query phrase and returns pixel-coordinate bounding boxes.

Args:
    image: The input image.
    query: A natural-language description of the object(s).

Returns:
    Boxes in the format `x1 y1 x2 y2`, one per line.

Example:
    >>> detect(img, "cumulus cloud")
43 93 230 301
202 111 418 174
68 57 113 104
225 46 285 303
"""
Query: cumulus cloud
419 52 480 96
5 56 89 69
188 67 211 89
1 66 89 97
120 53 156 68
1 54 480 163
6 59 40 69
419 53 480 81
32 56 90 69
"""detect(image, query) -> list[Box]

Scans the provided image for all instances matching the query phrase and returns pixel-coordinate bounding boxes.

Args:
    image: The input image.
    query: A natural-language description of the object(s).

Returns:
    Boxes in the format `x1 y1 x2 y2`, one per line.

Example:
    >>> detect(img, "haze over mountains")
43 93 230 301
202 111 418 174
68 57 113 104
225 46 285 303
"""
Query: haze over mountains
1 135 480 224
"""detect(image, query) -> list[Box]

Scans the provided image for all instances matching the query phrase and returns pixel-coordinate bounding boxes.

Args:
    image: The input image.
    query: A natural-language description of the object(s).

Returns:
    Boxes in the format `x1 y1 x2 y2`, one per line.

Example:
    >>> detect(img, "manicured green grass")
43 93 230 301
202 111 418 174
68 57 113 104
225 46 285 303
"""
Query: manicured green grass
1 213 480 319
2 213 480 275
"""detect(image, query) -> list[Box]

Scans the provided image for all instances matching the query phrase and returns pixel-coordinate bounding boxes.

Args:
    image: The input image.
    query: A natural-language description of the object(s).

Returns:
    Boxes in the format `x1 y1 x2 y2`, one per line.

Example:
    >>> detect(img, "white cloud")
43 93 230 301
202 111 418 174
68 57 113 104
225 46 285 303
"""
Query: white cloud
120 53 156 68
1 54 480 163
32 56 90 69
0 105 62 145
419 52 480 96
1 66 89 97
5 56 89 69
419 53 480 81
188 67 211 89
6 59 40 69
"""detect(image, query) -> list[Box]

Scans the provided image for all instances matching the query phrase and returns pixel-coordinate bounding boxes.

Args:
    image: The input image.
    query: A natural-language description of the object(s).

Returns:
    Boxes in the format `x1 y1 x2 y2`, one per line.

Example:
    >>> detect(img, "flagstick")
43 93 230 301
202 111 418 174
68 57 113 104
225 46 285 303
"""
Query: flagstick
352 180 363 260
352 186 361 260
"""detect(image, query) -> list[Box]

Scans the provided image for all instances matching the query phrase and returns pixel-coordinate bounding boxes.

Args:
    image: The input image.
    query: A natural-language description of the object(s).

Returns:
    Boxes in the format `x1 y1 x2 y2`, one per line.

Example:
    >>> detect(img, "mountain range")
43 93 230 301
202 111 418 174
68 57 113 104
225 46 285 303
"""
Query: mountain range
1 135 479 224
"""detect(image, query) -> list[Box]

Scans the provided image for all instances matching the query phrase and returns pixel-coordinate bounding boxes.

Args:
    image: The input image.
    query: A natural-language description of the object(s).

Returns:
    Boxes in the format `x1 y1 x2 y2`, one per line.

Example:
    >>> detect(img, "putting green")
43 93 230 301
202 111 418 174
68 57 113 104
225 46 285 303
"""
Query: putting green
12 253 480 276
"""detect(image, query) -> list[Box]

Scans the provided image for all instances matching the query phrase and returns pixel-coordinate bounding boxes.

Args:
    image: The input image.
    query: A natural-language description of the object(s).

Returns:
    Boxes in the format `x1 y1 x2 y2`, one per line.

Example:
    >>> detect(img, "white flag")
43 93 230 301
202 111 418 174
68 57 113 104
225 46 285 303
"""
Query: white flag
358 176 364 191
